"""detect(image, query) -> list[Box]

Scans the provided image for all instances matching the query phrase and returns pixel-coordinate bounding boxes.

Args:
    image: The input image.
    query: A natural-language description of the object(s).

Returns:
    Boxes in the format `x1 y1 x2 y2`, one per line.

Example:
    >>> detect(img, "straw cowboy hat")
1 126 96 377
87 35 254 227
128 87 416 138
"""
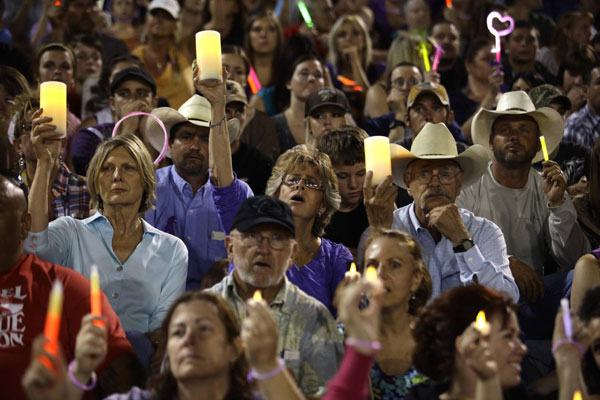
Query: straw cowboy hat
390 122 489 189
471 91 564 164
145 95 240 159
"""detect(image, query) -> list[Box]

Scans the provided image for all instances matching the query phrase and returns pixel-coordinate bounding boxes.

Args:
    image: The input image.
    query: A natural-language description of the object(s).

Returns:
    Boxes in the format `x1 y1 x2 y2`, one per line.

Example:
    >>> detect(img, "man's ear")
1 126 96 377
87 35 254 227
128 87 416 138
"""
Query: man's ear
404 173 413 196
109 97 116 114
152 96 158 108
447 109 455 125
225 235 234 262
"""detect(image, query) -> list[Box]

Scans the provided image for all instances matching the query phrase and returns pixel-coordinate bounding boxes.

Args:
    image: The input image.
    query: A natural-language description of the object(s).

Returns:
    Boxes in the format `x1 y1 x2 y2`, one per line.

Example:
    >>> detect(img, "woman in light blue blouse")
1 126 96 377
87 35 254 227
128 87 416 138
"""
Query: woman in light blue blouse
25 120 187 333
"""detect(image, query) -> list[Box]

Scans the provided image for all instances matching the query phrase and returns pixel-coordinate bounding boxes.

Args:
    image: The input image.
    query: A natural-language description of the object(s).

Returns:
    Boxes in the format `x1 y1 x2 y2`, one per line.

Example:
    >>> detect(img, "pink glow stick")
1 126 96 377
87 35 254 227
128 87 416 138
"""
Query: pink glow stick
248 66 262 94
432 44 445 71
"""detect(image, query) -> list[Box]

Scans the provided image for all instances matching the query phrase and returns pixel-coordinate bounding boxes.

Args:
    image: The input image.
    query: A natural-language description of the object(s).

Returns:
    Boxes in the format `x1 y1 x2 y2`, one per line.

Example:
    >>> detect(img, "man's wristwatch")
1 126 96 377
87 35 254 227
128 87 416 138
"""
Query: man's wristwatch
453 238 475 253
389 119 406 130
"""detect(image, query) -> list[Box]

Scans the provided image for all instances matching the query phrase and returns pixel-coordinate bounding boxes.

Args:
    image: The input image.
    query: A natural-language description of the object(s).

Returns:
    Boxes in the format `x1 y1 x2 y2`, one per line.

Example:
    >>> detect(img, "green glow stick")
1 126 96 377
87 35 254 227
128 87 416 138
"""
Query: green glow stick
298 1 314 28
540 136 549 161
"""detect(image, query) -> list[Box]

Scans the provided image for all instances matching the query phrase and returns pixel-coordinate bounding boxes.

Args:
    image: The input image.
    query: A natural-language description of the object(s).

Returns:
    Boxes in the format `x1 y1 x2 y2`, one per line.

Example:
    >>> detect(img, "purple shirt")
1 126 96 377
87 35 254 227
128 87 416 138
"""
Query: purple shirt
212 178 353 314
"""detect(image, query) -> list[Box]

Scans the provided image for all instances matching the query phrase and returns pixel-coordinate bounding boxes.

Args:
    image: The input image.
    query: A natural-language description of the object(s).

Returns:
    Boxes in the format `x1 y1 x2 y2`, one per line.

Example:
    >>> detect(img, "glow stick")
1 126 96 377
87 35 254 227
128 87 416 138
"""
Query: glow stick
90 265 105 328
445 0 452 8
337 75 363 92
297 1 314 28
420 42 431 71
539 136 549 162
40 281 64 371
474 310 491 335
365 266 377 282
560 298 572 339
486 12 515 64
253 290 263 302
432 44 445 71
345 262 360 278
248 66 262 94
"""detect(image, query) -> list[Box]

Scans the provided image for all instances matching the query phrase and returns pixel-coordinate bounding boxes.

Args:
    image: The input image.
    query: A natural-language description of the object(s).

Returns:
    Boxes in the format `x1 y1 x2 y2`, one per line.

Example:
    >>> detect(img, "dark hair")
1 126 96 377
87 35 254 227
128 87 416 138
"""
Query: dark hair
550 12 596 67
96 54 143 99
364 228 432 315
589 139 600 213
508 20 536 39
146 291 254 400
277 52 323 113
386 62 423 89
557 51 594 88
317 126 368 166
0 66 30 100
464 38 493 64
578 286 600 394
583 62 600 85
413 285 516 380
510 71 545 91
69 34 103 56
0 168 29 208
222 45 251 76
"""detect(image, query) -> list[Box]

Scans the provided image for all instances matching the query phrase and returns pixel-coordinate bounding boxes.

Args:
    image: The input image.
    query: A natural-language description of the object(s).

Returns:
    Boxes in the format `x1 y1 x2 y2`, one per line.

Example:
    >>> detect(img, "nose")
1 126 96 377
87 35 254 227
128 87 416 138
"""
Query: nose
256 237 271 253
112 167 123 181
348 175 358 188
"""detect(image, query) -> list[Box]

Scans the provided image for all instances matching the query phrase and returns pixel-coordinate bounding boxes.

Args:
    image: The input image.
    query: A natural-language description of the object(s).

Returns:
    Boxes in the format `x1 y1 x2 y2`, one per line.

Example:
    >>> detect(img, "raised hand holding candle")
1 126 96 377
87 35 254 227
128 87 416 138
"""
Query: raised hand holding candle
474 310 491 335
364 136 392 186
345 262 360 279
196 30 223 82
297 1 314 28
40 81 67 138
539 136 549 162
365 266 378 282
40 280 64 371
560 298 572 339
253 290 263 302
486 12 515 63
90 265 105 328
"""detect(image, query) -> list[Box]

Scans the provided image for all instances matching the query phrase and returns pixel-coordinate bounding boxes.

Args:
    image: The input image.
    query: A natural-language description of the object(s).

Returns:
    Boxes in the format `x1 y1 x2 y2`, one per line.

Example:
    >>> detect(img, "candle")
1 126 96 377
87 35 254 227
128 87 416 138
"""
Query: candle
474 310 491 335
297 1 314 28
345 262 360 279
196 31 223 82
90 265 104 328
432 44 444 72
560 298 572 339
539 136 549 162
39 280 64 371
486 12 515 64
445 0 452 8
248 65 262 94
419 42 431 72
365 266 378 282
364 136 392 185
253 290 263 302
573 391 582 400
40 81 67 138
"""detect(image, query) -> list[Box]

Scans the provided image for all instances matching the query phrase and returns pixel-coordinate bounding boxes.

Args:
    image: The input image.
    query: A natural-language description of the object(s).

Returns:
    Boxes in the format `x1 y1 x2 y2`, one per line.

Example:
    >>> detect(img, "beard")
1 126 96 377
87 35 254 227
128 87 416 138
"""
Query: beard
492 145 537 168
175 152 208 175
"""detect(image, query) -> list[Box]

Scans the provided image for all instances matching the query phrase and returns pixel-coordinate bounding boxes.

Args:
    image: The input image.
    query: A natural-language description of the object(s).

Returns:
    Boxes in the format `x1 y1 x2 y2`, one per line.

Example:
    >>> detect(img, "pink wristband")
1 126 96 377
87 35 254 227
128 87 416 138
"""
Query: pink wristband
552 338 584 359
345 338 382 351
247 358 285 382
68 360 97 391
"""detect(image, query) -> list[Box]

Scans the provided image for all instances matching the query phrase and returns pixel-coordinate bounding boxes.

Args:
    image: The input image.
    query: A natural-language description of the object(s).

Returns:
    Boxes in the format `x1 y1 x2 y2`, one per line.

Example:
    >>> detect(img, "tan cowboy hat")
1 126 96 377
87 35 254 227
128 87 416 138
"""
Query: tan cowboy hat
471 91 564 164
145 94 240 159
390 122 489 189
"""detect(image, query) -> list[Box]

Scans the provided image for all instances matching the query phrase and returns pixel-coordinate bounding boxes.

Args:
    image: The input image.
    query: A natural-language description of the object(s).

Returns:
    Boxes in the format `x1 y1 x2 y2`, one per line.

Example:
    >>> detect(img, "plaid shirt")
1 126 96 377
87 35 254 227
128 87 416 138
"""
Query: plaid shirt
564 104 600 147
23 163 90 220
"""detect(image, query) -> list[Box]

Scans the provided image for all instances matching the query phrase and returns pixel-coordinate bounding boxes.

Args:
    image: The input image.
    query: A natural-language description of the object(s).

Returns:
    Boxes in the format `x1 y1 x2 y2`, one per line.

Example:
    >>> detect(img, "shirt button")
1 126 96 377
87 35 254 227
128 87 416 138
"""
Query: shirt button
117 265 123 271
468 258 473 262
112 293 119 299
189 210 194 214
187 236 192 240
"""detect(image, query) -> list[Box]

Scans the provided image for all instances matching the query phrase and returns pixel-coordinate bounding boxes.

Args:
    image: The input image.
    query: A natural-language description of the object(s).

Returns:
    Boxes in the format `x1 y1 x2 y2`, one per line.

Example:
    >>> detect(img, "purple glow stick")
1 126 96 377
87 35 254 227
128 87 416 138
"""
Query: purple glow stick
560 298 573 339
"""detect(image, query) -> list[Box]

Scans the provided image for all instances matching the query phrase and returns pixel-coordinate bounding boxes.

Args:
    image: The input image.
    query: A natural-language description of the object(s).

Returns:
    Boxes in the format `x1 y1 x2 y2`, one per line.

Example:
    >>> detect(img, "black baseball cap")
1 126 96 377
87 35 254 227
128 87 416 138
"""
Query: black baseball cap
305 87 350 117
110 67 157 96
231 196 295 236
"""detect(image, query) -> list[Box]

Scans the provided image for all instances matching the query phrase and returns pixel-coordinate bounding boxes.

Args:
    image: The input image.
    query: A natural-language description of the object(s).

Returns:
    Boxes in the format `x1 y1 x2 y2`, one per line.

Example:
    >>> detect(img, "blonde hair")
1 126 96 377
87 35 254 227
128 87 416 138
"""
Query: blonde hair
87 135 156 214
266 145 341 237
383 32 434 83
328 15 372 73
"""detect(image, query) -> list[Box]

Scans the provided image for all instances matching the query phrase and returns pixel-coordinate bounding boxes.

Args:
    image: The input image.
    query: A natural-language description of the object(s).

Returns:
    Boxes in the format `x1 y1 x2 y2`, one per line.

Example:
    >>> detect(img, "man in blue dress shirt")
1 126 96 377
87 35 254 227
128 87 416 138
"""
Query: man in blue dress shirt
144 95 253 289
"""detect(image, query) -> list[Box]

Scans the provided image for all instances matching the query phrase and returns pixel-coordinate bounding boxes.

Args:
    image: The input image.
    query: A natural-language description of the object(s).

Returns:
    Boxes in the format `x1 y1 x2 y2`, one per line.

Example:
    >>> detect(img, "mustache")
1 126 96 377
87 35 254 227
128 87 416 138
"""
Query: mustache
183 151 205 159
421 188 452 201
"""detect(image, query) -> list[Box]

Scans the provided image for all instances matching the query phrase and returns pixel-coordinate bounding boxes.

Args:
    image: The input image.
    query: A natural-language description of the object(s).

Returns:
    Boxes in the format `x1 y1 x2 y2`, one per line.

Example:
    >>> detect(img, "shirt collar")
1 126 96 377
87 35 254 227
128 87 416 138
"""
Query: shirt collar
170 165 209 196
408 203 426 232
84 211 158 237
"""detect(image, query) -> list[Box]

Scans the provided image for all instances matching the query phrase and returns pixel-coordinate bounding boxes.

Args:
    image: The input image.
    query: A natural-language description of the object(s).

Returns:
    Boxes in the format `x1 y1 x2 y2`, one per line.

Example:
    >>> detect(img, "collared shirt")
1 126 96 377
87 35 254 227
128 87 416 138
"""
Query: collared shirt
145 166 253 290
22 163 89 220
23 213 188 333
206 273 344 397
564 104 600 147
392 203 519 301
456 163 591 274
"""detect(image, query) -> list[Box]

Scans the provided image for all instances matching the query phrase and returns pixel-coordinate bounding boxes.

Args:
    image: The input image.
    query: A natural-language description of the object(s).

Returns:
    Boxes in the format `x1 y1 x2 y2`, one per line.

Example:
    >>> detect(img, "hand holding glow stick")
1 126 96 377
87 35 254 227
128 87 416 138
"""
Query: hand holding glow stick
474 310 491 336
90 265 105 328
539 136 549 162
560 298 572 339
486 12 515 63
40 281 64 371
297 1 314 28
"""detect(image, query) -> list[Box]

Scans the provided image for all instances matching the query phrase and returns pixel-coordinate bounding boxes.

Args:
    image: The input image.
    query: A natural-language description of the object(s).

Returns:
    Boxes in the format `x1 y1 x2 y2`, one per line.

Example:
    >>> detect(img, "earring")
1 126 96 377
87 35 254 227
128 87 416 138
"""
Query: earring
18 155 25 173
408 291 418 314
58 154 63 166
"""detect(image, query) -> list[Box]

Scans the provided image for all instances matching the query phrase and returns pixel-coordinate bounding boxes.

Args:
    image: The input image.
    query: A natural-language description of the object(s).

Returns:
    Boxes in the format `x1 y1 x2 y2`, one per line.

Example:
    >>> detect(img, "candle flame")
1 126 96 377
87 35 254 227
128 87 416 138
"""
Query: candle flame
349 263 357 274
253 290 263 302
445 0 452 8
475 311 487 331
573 391 582 400
365 266 377 282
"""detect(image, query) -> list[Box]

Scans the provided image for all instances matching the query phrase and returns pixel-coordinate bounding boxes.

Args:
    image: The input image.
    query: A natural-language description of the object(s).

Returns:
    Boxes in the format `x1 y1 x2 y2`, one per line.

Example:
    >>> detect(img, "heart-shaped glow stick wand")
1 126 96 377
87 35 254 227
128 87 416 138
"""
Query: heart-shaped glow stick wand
486 11 515 63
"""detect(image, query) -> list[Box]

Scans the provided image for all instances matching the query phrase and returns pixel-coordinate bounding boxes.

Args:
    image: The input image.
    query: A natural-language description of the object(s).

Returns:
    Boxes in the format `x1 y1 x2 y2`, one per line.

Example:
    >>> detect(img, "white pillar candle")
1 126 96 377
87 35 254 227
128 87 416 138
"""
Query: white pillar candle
40 81 67 138
196 30 223 82
364 136 392 185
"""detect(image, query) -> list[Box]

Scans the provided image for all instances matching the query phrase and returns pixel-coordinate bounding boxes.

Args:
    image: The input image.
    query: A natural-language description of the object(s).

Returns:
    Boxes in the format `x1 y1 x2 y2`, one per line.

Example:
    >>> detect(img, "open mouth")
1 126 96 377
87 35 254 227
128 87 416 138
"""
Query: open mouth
290 194 305 203
253 261 270 268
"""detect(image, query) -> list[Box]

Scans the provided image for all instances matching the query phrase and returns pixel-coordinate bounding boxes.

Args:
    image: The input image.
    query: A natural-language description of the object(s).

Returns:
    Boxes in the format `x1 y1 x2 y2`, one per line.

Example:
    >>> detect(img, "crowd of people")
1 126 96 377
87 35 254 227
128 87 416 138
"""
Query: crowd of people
1 0 600 399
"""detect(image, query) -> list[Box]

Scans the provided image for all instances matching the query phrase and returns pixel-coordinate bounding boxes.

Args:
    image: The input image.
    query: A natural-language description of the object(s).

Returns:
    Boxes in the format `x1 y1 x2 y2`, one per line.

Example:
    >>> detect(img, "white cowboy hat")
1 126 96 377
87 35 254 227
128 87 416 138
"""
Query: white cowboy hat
390 122 489 189
471 91 564 164
145 95 240 159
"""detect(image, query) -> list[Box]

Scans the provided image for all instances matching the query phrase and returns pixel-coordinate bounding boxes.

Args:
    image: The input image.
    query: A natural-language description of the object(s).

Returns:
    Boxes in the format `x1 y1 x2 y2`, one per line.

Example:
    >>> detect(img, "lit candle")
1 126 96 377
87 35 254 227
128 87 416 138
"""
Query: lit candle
560 298 572 339
39 280 64 371
90 265 104 328
445 0 452 8
486 12 515 64
297 1 314 28
539 136 549 162
40 81 67 138
365 266 378 282
345 262 360 279
573 391 582 400
364 136 392 186
196 30 223 82
253 290 263 302
474 310 491 335
420 42 431 72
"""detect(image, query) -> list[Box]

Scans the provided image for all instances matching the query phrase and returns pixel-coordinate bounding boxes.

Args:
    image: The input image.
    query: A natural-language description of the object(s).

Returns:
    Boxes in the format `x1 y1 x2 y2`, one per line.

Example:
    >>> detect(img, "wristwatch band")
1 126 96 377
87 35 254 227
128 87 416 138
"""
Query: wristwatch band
453 238 474 253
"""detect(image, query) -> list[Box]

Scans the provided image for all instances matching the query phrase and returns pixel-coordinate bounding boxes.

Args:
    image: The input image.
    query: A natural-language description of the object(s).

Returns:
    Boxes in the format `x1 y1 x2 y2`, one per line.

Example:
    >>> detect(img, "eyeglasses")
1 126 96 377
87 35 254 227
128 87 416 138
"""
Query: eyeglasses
230 232 292 250
407 168 461 185
283 175 324 191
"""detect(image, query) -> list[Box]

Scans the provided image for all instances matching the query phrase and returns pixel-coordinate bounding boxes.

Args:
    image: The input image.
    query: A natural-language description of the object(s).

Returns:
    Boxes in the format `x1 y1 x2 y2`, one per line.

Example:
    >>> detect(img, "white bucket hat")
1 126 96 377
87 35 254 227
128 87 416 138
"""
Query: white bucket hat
390 122 489 189
145 95 239 159
471 91 564 164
